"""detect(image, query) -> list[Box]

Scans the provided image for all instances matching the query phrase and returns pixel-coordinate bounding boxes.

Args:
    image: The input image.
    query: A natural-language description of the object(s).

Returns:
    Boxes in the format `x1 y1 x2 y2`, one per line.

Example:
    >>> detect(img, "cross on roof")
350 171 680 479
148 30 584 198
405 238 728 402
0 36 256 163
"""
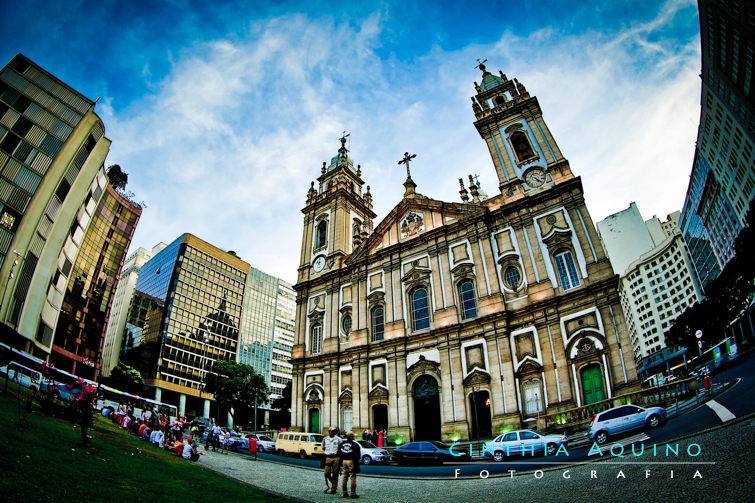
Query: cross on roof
475 58 488 71
398 152 417 179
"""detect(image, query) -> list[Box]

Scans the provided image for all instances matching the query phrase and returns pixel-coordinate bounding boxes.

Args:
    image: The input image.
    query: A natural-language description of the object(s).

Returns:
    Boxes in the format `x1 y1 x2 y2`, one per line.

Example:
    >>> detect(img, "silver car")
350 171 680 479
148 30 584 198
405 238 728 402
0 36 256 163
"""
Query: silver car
483 429 568 461
588 404 666 444
356 440 390 464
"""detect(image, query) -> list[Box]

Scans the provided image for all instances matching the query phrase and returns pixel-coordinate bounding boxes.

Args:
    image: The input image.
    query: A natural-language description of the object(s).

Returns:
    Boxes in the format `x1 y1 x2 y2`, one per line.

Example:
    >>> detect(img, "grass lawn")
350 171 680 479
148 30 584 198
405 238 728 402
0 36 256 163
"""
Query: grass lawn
1 383 292 502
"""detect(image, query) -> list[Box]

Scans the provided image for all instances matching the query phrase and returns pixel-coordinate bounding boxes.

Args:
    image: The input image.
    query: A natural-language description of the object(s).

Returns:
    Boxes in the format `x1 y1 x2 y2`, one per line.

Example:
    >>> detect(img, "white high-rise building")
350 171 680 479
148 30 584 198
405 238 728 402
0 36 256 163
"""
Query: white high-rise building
101 242 166 375
598 205 704 363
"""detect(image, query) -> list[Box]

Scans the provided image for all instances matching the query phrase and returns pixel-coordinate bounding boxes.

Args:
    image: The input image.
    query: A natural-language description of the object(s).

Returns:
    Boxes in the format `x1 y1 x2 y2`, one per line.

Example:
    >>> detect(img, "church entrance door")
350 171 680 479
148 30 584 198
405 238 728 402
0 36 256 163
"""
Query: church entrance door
469 389 492 440
413 375 441 440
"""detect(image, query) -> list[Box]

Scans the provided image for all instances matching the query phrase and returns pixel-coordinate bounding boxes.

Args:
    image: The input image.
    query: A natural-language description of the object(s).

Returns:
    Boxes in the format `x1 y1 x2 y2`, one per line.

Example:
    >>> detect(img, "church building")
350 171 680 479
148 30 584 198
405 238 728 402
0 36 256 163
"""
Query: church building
290 63 638 442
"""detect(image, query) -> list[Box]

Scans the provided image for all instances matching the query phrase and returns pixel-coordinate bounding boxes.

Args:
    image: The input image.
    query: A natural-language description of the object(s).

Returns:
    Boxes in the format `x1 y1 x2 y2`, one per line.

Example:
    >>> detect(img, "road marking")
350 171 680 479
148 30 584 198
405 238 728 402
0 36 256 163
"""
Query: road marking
598 433 650 454
706 399 736 422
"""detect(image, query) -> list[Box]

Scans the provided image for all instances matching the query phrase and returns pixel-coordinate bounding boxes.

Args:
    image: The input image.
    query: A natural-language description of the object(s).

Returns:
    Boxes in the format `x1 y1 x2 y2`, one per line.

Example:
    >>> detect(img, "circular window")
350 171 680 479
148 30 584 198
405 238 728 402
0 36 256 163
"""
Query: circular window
342 314 352 334
504 267 521 289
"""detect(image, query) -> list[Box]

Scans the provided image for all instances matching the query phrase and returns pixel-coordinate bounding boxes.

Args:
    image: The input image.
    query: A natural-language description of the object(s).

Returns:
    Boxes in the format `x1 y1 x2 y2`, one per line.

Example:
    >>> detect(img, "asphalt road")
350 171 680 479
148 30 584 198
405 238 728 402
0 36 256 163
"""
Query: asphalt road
238 350 755 478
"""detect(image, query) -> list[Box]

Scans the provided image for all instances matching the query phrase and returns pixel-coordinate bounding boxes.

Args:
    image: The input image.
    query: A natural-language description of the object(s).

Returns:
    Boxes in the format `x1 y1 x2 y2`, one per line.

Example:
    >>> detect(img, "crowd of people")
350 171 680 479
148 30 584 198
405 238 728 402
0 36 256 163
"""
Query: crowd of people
107 402 205 462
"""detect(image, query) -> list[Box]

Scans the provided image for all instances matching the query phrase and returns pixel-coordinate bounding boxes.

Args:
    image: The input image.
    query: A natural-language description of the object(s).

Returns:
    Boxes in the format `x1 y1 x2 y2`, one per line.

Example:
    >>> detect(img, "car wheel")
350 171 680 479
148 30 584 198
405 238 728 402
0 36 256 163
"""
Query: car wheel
595 431 608 445
300 449 308 459
493 450 505 462
257 445 265 452
361 455 372 465
277 449 285 456
545 443 556 456
648 415 660 428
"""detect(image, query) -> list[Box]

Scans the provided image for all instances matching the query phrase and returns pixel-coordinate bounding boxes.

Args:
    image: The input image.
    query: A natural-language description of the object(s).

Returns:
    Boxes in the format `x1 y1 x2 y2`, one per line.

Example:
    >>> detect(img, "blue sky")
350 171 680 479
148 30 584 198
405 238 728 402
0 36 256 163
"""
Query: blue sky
0 0 702 283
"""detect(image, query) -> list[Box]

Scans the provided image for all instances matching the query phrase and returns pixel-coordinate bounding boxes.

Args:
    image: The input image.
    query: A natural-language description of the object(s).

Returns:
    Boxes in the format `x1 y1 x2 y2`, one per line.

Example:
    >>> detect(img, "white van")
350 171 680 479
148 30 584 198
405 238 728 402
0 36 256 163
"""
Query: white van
1 362 42 390
275 432 325 458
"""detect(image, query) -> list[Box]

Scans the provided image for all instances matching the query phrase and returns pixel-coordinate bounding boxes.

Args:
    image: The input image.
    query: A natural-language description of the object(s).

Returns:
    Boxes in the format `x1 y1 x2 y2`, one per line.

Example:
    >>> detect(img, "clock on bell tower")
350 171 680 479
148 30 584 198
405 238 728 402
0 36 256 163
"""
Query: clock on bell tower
470 62 575 197
298 135 376 282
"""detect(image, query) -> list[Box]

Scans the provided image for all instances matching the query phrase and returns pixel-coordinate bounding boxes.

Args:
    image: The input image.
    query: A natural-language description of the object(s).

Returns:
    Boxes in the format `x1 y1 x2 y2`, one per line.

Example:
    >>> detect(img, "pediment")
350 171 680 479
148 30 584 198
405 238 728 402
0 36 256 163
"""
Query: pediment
406 354 441 375
368 386 389 400
463 368 491 387
347 197 485 264
338 389 352 403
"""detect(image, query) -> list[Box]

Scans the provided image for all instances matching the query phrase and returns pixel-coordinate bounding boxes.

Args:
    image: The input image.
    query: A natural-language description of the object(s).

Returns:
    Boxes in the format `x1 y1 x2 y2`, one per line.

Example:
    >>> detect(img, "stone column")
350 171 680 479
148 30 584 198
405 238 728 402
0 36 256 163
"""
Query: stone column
179 393 186 416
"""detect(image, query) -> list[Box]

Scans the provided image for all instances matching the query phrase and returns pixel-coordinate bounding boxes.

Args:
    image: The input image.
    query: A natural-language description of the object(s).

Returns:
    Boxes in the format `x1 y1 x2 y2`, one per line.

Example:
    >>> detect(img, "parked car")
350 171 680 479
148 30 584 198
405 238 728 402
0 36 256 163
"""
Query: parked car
232 433 276 453
275 432 325 458
483 429 568 461
392 441 471 465
588 404 666 445
355 440 390 464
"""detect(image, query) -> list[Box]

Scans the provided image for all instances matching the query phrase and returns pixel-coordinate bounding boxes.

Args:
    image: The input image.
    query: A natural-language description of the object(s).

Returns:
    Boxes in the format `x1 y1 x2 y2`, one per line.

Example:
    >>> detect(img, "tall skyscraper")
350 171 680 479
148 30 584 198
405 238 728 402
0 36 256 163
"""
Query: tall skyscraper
0 54 112 358
101 242 167 376
680 0 755 289
291 64 637 440
48 182 142 379
598 204 704 374
121 233 249 419
238 267 295 402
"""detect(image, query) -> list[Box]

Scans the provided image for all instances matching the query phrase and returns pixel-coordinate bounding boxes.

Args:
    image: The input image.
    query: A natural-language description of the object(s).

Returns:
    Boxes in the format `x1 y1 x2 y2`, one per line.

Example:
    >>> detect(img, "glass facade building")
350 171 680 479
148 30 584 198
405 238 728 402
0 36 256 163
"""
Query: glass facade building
49 184 141 379
680 0 755 290
238 267 295 401
122 234 249 418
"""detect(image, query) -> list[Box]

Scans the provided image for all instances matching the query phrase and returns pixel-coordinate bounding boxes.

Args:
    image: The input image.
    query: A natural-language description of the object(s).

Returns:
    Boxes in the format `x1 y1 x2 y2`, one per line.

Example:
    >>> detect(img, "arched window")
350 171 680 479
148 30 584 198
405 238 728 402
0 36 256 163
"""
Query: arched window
554 250 581 291
411 287 430 331
371 306 384 341
457 280 477 319
510 131 535 162
316 221 327 249
311 323 322 354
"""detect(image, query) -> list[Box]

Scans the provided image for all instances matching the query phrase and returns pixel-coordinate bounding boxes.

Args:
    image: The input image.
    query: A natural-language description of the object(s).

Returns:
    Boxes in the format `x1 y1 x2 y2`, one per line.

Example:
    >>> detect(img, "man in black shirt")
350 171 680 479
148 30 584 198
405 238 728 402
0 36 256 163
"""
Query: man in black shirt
338 431 361 498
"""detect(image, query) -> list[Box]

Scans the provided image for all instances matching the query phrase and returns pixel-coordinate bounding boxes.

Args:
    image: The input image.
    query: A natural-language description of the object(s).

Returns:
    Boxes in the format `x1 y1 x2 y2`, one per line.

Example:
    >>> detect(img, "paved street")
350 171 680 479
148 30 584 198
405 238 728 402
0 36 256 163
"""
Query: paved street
195 353 755 501
199 414 752 502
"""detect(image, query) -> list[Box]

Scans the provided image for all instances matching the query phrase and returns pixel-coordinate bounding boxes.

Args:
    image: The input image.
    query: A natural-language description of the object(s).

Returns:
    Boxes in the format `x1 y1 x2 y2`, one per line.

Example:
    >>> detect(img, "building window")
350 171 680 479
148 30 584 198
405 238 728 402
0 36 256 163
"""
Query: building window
554 250 580 290
342 314 352 335
510 131 536 162
411 287 430 331
311 324 322 354
371 306 384 341
523 380 543 415
458 280 477 319
504 266 521 289
316 221 327 249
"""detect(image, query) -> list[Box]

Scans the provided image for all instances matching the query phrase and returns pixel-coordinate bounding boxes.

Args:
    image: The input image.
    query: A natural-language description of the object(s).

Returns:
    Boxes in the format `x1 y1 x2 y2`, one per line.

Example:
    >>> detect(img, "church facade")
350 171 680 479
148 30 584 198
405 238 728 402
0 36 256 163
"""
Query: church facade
290 64 638 442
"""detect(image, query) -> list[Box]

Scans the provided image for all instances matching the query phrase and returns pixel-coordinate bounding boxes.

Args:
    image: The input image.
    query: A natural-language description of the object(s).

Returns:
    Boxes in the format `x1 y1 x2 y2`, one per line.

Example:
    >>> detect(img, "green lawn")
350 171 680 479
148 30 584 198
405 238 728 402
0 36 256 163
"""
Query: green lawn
1 383 292 502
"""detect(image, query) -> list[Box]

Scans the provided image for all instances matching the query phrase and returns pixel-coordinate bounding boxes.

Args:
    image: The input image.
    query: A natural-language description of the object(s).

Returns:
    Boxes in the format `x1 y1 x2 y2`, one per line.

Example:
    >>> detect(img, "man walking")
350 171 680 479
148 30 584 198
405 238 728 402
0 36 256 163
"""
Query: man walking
338 431 361 499
322 427 343 494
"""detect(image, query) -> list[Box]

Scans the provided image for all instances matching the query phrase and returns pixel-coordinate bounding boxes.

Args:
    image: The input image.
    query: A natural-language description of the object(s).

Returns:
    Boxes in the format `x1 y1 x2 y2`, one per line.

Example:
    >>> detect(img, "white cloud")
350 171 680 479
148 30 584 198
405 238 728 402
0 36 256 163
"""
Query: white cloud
100 4 701 284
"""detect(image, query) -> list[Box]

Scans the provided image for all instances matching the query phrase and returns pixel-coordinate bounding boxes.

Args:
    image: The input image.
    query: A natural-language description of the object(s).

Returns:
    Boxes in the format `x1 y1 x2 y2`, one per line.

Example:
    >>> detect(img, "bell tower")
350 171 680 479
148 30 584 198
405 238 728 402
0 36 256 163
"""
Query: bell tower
471 62 574 197
298 135 376 281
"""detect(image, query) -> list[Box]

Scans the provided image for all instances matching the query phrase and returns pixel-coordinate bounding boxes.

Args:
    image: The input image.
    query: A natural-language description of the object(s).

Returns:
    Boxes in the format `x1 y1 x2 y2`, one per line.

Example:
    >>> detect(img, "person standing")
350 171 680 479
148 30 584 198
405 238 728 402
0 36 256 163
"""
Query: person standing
377 429 384 448
338 431 361 499
322 427 343 494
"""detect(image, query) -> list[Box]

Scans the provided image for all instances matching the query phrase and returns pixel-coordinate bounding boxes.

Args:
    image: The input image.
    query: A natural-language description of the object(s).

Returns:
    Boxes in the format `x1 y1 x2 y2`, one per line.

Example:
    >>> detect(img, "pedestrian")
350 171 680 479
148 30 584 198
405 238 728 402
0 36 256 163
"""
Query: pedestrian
182 436 200 461
338 431 361 499
322 426 343 494
211 423 222 452
377 429 384 448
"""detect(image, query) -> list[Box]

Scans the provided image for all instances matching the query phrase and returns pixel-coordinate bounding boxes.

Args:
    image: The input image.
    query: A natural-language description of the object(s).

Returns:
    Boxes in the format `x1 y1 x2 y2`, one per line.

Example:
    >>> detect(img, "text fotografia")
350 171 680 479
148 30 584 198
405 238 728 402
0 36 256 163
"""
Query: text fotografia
454 469 705 480
447 441 702 459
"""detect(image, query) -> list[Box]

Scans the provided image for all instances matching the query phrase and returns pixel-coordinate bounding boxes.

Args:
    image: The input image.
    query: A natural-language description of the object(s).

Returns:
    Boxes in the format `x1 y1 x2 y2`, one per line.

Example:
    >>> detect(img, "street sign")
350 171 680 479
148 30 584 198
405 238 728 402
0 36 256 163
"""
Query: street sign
695 330 703 339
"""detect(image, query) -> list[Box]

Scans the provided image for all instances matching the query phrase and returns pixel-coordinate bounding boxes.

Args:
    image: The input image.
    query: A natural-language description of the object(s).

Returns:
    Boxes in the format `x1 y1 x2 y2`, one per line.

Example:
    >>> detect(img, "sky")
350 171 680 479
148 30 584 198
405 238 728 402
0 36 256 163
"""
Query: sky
0 0 703 284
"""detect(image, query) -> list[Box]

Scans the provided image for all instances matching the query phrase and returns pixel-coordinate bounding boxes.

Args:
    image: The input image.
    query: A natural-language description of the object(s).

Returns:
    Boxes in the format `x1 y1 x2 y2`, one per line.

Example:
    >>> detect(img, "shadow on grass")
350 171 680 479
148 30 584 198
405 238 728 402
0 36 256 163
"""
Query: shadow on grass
2 384 292 502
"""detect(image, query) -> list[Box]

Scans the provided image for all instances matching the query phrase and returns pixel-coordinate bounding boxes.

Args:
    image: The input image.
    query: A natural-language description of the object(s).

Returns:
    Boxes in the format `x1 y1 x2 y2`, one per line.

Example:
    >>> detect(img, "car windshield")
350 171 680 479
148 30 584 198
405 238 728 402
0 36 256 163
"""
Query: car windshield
357 440 376 448
259 435 273 442
429 441 451 449
312 435 325 442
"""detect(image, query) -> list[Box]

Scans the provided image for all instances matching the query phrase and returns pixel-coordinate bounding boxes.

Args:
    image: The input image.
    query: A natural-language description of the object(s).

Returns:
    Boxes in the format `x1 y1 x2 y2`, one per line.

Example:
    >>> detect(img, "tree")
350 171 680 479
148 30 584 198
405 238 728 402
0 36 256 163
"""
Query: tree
103 362 145 395
203 360 269 422
107 164 128 190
